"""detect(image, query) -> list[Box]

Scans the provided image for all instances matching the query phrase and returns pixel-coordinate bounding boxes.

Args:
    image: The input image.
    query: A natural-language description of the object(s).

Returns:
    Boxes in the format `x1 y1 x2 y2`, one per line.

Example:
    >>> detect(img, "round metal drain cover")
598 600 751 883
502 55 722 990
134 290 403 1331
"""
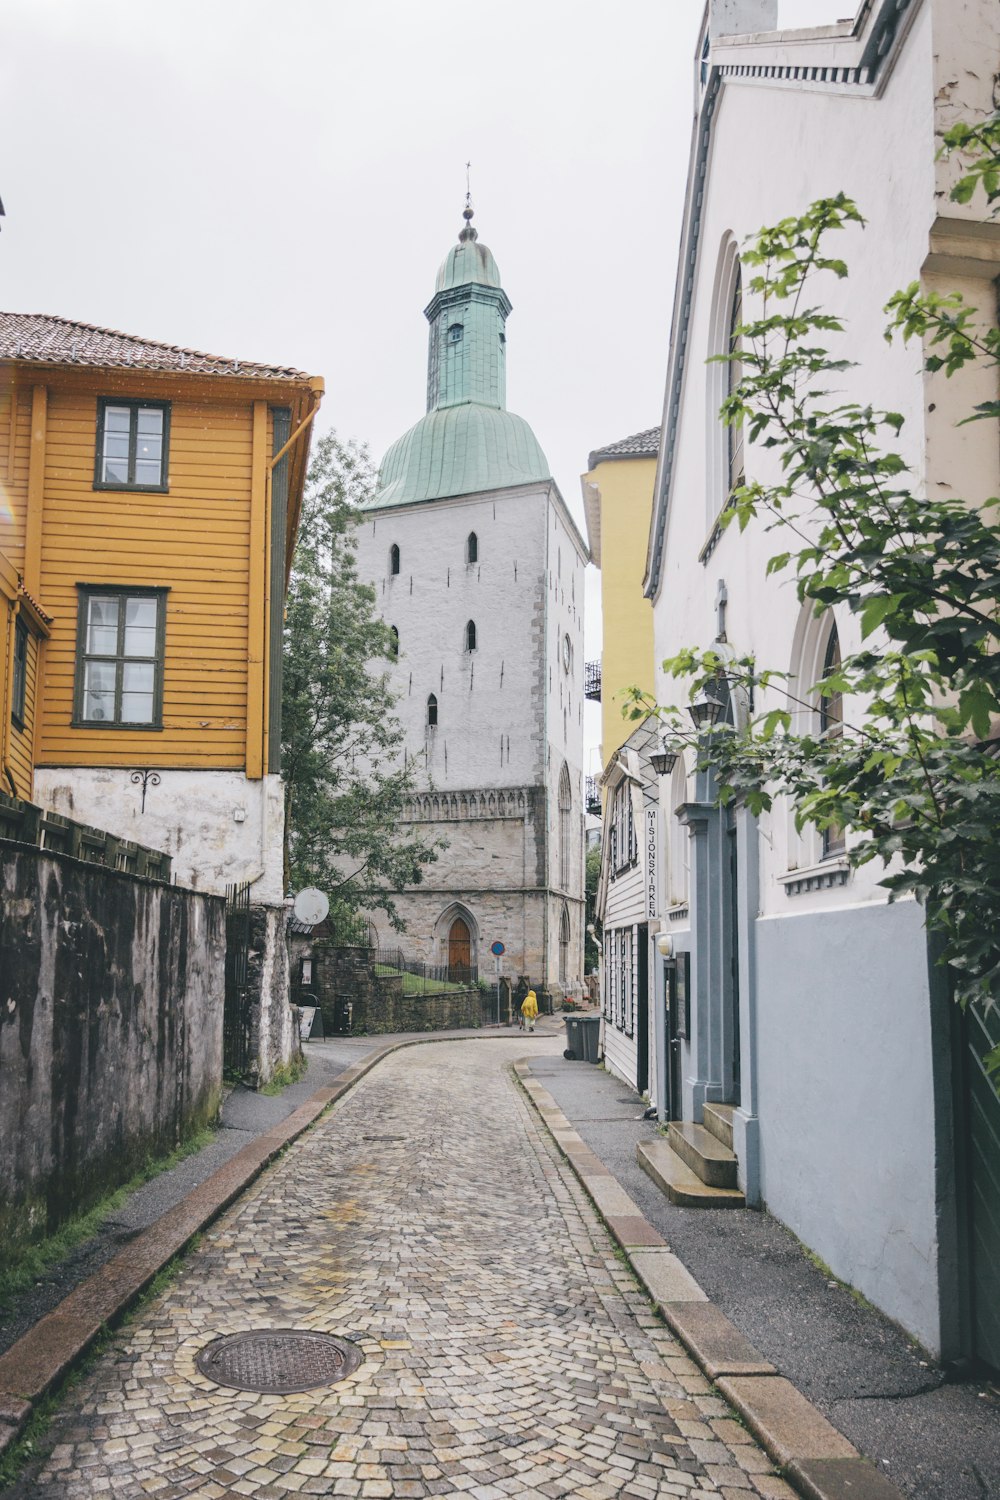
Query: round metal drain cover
195 1329 362 1394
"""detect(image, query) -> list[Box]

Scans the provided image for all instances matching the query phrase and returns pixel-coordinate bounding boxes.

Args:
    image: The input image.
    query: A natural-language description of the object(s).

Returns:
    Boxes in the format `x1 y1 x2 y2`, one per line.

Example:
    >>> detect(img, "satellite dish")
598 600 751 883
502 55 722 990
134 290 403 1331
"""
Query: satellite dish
293 888 329 926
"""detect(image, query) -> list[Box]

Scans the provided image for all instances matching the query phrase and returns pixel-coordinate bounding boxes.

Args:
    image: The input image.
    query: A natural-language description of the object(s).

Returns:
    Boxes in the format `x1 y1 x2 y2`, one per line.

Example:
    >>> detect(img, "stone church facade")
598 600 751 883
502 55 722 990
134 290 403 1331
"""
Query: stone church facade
356 207 588 999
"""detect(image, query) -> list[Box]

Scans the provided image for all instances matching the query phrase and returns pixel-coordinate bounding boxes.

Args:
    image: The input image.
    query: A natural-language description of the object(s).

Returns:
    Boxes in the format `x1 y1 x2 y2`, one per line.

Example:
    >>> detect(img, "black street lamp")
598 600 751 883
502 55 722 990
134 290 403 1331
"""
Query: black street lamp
649 742 679 777
688 692 726 730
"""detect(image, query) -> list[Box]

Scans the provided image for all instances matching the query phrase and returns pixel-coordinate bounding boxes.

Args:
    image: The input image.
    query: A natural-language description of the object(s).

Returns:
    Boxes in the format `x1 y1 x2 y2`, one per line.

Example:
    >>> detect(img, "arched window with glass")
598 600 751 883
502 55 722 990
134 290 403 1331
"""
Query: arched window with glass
820 622 845 856
389 543 400 576
558 764 572 890
427 693 438 728
465 620 477 652
388 625 399 659
727 263 744 498
467 532 478 564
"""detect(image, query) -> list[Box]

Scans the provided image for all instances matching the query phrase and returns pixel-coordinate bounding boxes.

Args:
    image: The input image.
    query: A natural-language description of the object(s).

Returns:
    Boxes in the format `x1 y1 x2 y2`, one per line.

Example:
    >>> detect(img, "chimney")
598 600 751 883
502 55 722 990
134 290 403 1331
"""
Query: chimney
710 0 779 37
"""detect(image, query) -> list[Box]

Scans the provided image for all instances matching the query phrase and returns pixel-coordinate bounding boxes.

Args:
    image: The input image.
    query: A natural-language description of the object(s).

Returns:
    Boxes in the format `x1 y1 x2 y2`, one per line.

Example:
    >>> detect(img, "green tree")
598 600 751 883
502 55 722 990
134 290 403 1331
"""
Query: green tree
282 432 438 932
629 118 1000 1072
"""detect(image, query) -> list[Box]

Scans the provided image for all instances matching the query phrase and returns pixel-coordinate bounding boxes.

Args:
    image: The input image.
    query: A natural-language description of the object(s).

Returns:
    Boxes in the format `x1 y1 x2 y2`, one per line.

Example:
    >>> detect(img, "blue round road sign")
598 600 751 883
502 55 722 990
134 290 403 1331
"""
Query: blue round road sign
490 941 505 956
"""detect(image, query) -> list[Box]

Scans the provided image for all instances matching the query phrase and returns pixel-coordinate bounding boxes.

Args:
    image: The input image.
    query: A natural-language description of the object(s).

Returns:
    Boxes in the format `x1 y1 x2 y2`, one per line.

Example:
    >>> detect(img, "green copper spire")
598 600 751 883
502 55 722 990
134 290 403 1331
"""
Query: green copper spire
370 208 550 510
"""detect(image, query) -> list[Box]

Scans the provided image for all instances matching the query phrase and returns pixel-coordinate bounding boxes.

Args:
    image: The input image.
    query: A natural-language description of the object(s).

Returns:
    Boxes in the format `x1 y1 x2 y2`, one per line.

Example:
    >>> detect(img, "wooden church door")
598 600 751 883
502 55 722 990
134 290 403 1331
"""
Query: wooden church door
448 917 471 980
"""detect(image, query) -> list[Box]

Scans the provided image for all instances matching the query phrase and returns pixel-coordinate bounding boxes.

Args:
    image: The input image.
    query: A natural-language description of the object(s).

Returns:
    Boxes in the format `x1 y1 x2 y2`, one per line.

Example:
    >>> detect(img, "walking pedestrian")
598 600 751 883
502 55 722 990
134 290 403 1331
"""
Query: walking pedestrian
520 988 539 1033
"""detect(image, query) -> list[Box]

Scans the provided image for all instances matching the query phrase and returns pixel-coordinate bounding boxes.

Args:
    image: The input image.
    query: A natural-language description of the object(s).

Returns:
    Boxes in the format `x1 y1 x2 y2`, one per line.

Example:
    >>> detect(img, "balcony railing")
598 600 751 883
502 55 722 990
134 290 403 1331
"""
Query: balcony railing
585 776 601 816
584 660 602 701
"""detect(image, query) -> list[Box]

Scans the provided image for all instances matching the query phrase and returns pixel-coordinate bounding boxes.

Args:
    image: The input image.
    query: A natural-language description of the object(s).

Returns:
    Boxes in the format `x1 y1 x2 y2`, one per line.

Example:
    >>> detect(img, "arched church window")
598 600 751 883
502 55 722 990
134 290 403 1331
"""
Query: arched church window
559 905 570 987
388 625 399 659
465 620 477 652
389 543 400 576
559 763 572 890
820 621 845 857
467 532 478 564
427 693 438 728
448 323 464 344
727 263 744 497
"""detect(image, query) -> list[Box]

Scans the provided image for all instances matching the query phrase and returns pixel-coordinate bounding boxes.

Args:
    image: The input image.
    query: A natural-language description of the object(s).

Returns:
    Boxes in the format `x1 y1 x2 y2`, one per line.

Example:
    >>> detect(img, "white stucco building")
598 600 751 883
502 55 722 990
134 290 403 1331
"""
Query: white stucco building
355 207 589 998
606 0 1000 1366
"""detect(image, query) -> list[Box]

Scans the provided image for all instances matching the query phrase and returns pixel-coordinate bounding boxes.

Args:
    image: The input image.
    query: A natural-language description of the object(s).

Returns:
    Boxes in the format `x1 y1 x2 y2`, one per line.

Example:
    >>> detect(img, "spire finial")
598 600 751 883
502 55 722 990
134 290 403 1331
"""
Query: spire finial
459 160 477 242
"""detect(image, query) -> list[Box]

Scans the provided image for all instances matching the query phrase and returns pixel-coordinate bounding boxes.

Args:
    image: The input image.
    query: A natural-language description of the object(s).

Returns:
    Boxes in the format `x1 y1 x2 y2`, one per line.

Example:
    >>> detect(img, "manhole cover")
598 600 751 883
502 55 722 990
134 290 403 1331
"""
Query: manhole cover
195 1329 363 1393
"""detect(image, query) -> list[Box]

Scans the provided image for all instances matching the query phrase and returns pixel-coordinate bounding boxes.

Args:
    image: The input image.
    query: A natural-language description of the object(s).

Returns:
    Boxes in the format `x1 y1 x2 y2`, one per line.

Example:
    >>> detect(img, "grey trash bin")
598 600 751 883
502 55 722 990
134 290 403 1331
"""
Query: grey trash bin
563 1014 583 1059
579 1014 601 1064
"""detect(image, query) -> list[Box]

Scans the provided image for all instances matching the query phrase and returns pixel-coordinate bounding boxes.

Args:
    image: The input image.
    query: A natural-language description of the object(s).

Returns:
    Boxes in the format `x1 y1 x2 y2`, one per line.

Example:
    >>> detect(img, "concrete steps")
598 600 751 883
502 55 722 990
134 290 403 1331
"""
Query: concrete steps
668 1120 738 1189
703 1102 734 1150
638 1136 745 1209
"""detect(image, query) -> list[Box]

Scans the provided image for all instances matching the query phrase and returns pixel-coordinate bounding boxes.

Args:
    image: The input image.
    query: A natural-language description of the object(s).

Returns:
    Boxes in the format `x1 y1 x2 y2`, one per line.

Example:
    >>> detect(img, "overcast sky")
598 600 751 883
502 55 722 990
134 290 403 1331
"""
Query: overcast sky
2 0 851 769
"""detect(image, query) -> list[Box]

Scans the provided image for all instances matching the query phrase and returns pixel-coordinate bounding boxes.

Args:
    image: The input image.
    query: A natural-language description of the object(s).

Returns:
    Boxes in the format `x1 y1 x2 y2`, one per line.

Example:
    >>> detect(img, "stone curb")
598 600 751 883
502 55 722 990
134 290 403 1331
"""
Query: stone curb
0 1026 554 1463
512 1060 907 1500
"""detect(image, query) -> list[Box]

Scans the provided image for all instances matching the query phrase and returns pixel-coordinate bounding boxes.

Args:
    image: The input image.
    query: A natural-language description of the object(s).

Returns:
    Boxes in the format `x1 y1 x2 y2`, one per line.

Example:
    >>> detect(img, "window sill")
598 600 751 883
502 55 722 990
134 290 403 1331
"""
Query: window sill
778 857 850 896
71 720 164 731
93 482 169 495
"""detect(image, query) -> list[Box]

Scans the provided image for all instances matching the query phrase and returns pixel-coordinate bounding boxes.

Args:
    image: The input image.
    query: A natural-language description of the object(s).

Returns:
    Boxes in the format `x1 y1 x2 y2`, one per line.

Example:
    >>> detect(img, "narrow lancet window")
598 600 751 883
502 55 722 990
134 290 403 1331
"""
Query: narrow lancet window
465 620 477 652
467 531 478 564
390 543 400 576
427 693 438 727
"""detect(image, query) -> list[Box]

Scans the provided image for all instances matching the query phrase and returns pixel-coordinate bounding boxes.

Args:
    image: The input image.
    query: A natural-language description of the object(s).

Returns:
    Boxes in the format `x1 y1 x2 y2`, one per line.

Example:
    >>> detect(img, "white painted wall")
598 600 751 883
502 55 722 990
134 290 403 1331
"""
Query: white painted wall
33 767 286 905
644 0 998 1351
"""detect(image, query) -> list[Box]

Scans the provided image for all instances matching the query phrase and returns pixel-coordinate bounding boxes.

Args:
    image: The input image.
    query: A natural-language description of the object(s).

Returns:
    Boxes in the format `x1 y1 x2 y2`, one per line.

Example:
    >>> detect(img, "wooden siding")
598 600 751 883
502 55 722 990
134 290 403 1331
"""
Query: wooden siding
36 386 256 770
0 384 32 572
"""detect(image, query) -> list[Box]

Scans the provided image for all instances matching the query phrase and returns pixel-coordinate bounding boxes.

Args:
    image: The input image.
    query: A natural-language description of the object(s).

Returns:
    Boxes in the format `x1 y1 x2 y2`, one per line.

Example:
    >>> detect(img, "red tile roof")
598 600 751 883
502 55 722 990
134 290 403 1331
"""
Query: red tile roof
0 311 310 382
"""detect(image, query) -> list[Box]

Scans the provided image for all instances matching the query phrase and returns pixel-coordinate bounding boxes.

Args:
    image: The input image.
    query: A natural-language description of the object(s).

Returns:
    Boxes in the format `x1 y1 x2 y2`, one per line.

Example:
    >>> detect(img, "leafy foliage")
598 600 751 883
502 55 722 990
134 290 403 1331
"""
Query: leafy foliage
629 117 1000 1074
282 432 438 930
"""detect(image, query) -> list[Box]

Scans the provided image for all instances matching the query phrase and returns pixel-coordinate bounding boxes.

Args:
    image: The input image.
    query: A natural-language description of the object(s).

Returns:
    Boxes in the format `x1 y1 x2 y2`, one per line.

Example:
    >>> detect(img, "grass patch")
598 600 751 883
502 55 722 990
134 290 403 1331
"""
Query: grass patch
373 964 470 995
0 1127 214 1315
0 1236 201 1490
259 1055 308 1095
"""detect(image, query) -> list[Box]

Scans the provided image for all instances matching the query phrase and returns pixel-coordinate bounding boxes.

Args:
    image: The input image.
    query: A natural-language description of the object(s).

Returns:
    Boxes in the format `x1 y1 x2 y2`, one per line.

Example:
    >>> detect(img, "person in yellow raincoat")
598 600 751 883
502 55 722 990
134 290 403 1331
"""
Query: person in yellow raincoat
520 988 539 1033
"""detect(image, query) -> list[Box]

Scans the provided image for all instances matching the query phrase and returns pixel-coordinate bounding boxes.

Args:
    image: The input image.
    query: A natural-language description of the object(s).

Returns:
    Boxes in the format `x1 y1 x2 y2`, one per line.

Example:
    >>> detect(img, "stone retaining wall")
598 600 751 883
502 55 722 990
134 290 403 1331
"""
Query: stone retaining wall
0 841 225 1248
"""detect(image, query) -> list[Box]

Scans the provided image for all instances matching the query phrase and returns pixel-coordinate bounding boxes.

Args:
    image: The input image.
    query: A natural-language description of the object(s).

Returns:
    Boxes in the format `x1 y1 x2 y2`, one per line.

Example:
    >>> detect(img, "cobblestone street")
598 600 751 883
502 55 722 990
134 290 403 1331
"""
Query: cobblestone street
13 1040 788 1499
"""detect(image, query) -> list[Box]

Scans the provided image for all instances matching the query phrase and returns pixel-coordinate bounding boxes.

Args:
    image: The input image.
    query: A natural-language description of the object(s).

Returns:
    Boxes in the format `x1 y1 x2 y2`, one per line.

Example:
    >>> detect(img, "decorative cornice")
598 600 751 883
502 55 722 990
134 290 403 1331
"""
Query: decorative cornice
778 858 851 896
403 787 538 823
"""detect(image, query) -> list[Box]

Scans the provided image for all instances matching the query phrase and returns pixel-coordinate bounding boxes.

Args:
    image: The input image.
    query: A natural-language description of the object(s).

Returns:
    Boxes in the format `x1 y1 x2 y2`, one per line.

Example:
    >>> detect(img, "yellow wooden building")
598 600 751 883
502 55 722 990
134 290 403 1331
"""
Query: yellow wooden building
581 428 660 769
0 312 322 900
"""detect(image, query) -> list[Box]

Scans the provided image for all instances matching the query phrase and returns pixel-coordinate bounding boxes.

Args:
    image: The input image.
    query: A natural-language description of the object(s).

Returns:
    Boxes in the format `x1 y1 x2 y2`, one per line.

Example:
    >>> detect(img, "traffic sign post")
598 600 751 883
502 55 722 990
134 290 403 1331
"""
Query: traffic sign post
491 942 505 1025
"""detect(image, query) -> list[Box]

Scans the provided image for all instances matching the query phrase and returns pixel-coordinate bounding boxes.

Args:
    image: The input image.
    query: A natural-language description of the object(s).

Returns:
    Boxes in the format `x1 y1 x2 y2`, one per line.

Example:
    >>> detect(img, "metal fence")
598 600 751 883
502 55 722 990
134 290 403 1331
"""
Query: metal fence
371 947 479 991
584 660 602 701
0 791 171 880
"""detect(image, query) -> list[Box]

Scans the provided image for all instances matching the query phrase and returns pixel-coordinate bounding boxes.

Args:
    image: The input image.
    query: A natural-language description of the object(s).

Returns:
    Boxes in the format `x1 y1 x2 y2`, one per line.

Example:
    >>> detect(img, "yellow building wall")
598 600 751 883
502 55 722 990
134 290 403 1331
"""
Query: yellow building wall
32 379 257 770
0 385 31 571
584 454 657 765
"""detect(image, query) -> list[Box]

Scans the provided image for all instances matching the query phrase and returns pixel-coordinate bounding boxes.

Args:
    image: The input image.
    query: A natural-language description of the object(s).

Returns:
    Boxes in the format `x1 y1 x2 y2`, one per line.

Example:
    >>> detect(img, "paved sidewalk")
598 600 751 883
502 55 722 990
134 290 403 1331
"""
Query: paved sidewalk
526 1054 1000 1500
10 1038 793 1499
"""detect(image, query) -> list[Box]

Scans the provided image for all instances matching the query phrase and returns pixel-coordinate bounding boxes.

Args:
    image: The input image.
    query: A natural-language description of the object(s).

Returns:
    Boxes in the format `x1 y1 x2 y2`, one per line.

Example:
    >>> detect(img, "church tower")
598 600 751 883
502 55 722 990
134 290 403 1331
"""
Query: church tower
356 208 588 1000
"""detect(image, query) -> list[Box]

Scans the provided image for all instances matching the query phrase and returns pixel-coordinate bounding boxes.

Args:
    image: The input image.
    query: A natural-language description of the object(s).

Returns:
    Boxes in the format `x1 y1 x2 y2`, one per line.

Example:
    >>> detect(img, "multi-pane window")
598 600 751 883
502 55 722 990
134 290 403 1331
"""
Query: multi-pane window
74 588 165 727
610 780 636 876
95 399 169 490
11 619 27 727
427 693 438 728
389 544 400 576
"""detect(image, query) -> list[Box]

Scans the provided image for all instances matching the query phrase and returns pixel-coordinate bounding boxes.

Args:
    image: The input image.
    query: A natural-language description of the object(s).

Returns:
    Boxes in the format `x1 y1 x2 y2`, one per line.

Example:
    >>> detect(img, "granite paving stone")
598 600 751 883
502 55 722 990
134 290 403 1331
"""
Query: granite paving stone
9 1040 785 1499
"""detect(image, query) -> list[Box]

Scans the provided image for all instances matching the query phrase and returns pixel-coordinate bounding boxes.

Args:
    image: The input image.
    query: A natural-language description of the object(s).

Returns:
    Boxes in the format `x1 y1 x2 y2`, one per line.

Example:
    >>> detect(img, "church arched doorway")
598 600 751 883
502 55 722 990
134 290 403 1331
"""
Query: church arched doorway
448 916 472 981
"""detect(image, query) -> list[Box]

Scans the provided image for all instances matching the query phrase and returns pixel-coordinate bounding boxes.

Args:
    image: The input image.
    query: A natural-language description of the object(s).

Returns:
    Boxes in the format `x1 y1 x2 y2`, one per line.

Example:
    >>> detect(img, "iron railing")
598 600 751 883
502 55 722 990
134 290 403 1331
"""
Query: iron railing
584 660 602 701
0 791 171 880
585 775 601 816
